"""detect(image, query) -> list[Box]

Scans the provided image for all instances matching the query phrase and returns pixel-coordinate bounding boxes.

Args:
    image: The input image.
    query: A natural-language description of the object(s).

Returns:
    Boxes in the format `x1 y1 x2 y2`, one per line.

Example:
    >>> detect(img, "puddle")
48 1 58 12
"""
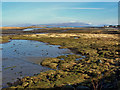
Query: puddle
1 40 72 87
2 40 71 59
74 37 79 39
76 56 86 61
23 28 46 31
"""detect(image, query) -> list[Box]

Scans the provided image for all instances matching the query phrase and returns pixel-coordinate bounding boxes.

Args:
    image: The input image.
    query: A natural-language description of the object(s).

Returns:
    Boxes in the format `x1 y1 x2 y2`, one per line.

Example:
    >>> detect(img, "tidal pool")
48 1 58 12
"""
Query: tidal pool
23 28 46 31
1 40 72 87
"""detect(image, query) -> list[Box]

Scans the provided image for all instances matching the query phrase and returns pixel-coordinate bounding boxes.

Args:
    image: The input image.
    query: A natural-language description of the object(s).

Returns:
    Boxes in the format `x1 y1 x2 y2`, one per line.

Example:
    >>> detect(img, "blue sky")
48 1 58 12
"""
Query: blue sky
2 0 120 2
2 2 118 26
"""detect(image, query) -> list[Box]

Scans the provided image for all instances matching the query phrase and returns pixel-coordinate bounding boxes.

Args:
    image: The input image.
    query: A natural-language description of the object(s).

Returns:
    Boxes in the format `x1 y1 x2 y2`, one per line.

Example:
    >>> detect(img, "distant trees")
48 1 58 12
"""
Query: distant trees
104 25 120 28
117 25 120 28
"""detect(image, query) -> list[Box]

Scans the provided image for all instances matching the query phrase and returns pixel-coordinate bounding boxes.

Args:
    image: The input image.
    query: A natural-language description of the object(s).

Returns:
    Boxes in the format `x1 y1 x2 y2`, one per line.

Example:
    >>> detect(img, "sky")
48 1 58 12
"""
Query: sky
2 2 118 26
1 0 120 2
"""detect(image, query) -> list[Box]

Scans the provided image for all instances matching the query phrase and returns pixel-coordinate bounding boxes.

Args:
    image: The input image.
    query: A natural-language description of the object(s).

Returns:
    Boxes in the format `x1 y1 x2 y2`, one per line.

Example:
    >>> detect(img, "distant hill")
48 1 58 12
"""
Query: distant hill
36 22 91 27
2 24 34 27
3 22 113 28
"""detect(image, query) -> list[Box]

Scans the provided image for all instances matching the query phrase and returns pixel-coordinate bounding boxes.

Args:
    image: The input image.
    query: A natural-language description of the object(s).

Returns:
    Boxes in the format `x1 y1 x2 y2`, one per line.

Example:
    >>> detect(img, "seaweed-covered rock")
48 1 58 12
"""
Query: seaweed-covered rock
61 85 75 90
49 63 58 69
22 82 29 87
41 58 60 69
59 63 73 70
76 86 90 90
41 58 60 66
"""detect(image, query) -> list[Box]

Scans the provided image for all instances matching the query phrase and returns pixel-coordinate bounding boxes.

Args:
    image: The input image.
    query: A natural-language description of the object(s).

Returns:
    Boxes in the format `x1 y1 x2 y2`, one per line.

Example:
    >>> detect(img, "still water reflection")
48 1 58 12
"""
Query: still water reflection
2 40 72 87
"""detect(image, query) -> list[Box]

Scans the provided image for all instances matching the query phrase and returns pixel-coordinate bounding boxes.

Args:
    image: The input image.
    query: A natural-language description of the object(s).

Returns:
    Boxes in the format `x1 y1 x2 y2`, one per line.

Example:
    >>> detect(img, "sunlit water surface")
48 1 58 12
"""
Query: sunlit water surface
1 40 72 87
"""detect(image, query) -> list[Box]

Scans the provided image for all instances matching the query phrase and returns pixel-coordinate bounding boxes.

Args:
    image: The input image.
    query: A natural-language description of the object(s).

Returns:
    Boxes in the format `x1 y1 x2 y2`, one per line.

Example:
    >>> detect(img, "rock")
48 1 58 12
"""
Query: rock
102 83 114 89
7 82 12 87
76 86 90 90
61 85 75 90
41 58 60 67
46 70 57 76
22 82 29 87
49 63 58 69
98 59 102 63
105 62 110 66
60 63 73 70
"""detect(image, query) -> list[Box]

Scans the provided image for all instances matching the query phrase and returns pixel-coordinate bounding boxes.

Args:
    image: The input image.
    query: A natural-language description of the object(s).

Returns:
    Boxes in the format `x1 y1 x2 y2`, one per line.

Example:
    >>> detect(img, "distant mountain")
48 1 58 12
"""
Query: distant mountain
3 22 117 28
93 24 109 27
93 24 118 27
2 22 92 27
36 22 91 27
2 24 34 27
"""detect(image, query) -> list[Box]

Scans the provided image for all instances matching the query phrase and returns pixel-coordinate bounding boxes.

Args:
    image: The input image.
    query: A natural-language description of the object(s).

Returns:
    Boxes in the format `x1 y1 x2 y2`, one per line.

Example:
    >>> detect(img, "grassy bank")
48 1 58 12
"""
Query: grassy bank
2 33 120 90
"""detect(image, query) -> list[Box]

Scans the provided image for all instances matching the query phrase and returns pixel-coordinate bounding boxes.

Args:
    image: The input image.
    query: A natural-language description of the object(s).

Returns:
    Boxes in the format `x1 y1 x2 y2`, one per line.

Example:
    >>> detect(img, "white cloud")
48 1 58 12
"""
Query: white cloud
69 21 78 23
53 8 104 10
61 8 104 10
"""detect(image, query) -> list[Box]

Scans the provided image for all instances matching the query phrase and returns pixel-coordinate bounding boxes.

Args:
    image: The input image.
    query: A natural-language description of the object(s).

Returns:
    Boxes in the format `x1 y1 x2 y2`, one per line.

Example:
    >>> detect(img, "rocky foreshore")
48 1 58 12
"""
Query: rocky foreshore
2 33 120 90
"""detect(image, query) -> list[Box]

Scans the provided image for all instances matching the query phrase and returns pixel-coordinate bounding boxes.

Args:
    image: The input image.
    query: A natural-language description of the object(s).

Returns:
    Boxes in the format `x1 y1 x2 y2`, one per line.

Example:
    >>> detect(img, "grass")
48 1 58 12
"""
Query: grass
0 36 10 44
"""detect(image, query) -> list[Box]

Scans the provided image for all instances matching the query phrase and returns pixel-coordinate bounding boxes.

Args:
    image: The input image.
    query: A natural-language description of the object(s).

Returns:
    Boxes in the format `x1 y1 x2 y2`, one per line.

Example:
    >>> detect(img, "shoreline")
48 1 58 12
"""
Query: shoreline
1 32 120 89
